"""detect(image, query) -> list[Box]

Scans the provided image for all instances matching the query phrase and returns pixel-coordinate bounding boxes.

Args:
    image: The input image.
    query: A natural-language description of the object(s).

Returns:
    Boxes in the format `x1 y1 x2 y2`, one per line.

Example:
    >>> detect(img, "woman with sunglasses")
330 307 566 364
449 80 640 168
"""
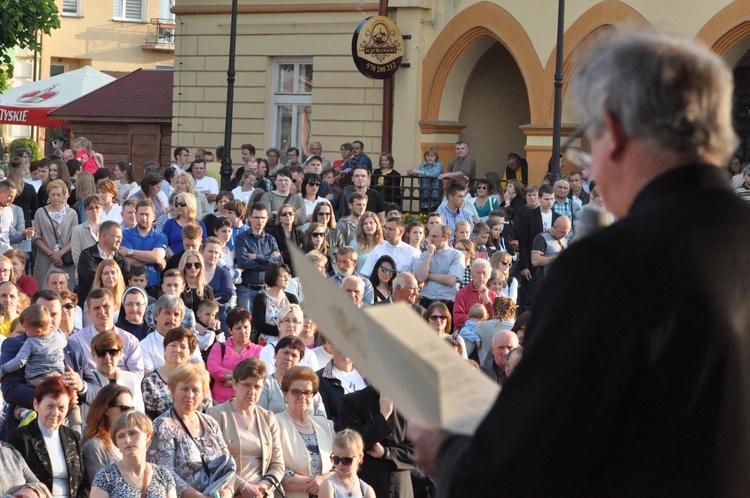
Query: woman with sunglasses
424 302 468 358
162 192 207 257
59 290 80 337
301 173 327 233
302 222 335 276
311 201 345 256
471 178 500 222
489 250 518 303
178 250 214 316
82 384 135 483
174 172 211 221
368 255 397 303
277 366 335 498
267 203 304 275
86 331 145 416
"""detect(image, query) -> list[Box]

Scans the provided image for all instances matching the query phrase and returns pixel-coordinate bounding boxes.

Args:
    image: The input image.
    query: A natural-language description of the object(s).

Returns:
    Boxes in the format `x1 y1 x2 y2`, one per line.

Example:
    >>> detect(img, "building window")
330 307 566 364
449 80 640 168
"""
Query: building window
113 0 145 22
50 64 65 77
63 0 81 16
271 59 313 153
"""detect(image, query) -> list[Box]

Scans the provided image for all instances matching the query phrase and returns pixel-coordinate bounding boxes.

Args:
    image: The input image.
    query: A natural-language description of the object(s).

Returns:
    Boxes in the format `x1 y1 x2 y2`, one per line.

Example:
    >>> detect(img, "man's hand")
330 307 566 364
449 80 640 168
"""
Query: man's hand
426 244 436 256
520 268 532 281
407 424 455 477
477 284 491 303
367 442 386 458
379 393 394 420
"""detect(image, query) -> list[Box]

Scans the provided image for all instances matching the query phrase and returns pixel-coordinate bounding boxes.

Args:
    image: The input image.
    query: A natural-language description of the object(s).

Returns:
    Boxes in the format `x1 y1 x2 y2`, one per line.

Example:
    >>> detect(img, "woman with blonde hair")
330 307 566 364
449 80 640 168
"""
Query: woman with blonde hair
72 171 96 215
162 192 207 256
350 212 383 273
33 179 78 288
82 259 127 327
96 179 123 223
174 172 211 220
178 249 214 315
311 202 344 257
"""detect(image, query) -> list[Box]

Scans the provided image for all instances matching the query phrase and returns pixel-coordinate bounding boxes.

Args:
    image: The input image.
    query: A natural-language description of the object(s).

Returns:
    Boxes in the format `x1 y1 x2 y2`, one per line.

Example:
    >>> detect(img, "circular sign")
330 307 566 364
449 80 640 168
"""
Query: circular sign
352 16 404 80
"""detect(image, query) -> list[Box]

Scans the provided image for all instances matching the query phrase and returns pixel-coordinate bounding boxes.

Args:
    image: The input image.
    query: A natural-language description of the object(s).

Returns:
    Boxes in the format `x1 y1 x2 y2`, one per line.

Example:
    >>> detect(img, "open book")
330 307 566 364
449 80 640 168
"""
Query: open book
292 248 500 435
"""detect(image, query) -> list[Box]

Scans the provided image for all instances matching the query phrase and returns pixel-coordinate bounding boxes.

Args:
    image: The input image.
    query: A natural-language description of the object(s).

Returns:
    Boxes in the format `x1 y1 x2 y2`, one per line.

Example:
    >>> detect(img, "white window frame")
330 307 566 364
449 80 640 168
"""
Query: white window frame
270 58 313 152
62 0 82 17
113 0 146 23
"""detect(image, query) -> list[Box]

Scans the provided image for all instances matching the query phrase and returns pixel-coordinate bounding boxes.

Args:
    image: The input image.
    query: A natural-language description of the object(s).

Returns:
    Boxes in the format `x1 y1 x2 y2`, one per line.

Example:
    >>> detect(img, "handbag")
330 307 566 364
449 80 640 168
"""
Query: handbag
42 207 74 266
172 408 236 496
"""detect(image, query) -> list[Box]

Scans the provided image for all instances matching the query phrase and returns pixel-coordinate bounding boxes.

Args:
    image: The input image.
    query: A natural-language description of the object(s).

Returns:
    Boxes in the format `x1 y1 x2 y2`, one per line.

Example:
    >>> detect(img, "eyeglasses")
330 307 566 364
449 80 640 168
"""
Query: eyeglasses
280 318 302 325
476 185 488 190
428 315 448 322
185 262 202 270
280 212 294 217
317 212 331 217
109 404 135 412
174 202 187 208
95 349 121 358
379 267 396 276
62 303 76 310
289 388 314 398
311 232 326 238
331 455 355 466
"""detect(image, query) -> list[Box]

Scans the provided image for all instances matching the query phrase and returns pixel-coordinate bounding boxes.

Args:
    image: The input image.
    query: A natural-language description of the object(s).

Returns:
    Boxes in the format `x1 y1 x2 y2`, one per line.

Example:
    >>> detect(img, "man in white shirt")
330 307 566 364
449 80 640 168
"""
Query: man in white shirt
67 288 144 378
140 294 202 373
192 158 219 204
361 217 420 277
171 146 190 174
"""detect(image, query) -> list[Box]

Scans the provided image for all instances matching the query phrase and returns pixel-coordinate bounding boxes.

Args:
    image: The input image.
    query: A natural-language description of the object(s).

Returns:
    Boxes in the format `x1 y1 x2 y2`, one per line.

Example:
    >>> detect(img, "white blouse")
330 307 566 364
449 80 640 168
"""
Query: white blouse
39 421 70 498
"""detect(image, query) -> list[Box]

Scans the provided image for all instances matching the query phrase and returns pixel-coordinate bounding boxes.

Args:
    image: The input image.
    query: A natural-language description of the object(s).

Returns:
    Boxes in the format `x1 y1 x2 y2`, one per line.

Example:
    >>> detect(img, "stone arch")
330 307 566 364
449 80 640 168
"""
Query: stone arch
420 1 544 125
696 1 750 69
540 0 655 123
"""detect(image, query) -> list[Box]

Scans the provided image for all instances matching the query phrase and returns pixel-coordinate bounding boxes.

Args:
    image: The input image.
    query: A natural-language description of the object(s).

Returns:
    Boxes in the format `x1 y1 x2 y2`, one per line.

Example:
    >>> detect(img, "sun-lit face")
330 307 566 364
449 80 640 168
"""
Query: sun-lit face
233 376 264 408
172 380 204 415
101 265 119 289
202 243 221 267
33 394 71 431
362 217 377 236
230 319 252 345
165 337 191 365
409 226 424 246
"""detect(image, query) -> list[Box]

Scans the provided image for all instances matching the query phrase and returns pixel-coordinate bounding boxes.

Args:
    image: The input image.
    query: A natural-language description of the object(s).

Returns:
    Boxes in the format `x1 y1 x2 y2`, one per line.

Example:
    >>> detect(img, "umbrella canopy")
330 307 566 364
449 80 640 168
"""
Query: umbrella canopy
0 66 116 127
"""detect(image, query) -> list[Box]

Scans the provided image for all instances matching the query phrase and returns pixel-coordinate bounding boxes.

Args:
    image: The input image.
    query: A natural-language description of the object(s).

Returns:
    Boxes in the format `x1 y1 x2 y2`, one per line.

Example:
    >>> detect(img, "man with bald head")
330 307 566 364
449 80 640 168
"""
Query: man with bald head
480 330 518 386
341 275 365 308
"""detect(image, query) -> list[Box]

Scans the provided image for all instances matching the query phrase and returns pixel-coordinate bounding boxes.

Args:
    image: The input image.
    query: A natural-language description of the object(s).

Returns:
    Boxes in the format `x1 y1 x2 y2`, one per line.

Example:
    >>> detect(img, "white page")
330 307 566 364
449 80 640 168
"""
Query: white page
292 247 500 434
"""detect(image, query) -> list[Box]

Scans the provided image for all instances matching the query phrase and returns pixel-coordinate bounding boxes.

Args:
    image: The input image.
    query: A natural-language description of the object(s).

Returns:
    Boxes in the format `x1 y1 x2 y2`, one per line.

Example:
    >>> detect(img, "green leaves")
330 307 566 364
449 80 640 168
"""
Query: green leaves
0 0 60 78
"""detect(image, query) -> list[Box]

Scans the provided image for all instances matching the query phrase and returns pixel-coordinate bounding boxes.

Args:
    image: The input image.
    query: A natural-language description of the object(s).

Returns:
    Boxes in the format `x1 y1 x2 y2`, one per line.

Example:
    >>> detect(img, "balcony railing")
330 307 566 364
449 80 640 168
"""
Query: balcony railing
363 176 488 216
143 18 176 52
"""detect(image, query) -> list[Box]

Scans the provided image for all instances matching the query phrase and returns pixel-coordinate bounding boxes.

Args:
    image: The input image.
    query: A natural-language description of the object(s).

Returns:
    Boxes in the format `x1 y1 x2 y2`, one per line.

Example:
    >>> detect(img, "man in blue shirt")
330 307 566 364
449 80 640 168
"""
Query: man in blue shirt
339 140 373 177
235 202 283 310
438 182 475 244
119 199 168 297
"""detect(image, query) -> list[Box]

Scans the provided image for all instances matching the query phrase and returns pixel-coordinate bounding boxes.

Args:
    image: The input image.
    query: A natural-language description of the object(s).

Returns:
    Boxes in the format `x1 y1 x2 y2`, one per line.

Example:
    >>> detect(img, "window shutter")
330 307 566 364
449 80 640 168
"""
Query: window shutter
125 0 143 20
113 0 122 18
63 0 78 14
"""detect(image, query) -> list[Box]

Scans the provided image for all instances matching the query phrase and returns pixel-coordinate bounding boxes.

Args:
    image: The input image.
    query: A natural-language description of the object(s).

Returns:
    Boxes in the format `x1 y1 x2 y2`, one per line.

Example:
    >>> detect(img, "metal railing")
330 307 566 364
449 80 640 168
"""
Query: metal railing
145 18 176 48
365 175 489 216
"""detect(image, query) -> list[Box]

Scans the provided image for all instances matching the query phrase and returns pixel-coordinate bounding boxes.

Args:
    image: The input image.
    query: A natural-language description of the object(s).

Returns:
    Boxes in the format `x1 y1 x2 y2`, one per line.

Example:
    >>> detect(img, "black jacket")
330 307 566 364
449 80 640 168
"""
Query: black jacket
513 206 560 272
76 244 131 304
11 420 89 498
436 164 750 497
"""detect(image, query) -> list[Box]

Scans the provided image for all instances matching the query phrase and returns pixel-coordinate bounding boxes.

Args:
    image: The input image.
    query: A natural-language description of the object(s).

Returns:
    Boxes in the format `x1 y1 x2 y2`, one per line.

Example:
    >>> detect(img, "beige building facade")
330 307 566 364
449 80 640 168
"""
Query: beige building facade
171 0 750 183
4 0 175 143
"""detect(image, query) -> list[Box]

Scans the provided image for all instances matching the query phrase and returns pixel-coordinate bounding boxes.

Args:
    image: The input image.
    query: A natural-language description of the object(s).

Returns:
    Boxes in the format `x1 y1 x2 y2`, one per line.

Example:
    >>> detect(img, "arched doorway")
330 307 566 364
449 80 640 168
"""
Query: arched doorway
458 41 530 176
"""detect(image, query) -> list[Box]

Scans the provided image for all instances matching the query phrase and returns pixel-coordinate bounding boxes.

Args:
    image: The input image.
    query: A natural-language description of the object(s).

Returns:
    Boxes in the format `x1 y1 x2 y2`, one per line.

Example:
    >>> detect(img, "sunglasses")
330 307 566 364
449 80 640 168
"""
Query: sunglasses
95 349 121 358
280 212 294 217
500 261 512 266
62 303 76 310
476 185 488 190
109 404 135 412
311 232 326 238
331 455 355 466
429 315 448 322
174 202 187 208
317 212 331 217
308 182 321 187
379 267 396 276
185 262 202 270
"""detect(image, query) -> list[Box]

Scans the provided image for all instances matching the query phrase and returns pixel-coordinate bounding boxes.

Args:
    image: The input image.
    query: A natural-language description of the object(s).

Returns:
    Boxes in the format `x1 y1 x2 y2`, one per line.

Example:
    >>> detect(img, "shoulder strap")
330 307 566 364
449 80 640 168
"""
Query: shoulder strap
171 408 210 475
220 341 226 359
42 207 62 245
141 463 151 498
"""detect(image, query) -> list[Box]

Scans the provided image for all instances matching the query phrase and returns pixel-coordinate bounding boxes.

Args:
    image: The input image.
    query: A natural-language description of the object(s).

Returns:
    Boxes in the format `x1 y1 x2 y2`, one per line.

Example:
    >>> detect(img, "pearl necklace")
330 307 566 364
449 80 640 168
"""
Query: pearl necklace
288 411 312 428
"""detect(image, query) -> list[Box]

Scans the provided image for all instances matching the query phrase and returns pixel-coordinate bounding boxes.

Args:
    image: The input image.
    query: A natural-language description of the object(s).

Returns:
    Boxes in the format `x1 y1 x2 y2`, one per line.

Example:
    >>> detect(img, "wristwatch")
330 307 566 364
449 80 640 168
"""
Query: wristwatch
127 249 134 256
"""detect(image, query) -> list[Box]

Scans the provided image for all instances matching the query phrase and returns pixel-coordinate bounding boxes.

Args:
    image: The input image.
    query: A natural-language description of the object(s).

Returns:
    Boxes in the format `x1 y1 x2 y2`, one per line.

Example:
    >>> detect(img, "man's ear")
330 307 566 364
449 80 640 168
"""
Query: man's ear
603 112 627 161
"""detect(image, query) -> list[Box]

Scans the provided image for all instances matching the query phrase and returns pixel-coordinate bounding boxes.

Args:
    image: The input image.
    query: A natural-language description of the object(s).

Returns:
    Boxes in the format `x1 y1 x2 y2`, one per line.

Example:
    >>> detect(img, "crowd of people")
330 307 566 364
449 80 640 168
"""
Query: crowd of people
2 30 750 496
